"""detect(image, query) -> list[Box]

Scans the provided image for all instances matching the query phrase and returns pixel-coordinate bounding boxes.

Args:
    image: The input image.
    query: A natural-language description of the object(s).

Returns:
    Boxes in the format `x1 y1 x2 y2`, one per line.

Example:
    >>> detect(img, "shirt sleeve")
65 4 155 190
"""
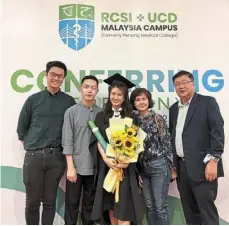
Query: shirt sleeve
69 97 76 107
62 108 74 155
207 97 224 158
16 97 32 141
156 114 175 170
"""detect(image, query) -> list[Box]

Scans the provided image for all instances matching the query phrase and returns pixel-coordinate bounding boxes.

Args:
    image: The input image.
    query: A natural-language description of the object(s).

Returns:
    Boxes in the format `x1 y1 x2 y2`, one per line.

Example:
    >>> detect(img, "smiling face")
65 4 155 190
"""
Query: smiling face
134 92 149 113
174 75 195 102
109 87 125 109
46 66 65 90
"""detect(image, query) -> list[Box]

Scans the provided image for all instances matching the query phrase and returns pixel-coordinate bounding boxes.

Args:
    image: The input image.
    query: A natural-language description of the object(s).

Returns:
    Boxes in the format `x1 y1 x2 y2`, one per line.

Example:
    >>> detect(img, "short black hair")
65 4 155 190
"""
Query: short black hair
81 75 99 86
46 61 68 77
130 88 155 110
172 70 194 83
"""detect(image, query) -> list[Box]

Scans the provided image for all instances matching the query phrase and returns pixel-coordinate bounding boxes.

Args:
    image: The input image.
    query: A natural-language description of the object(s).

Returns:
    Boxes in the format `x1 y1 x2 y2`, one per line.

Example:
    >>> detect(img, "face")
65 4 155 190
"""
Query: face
80 79 98 102
134 93 149 112
174 75 195 99
46 66 65 89
110 87 125 109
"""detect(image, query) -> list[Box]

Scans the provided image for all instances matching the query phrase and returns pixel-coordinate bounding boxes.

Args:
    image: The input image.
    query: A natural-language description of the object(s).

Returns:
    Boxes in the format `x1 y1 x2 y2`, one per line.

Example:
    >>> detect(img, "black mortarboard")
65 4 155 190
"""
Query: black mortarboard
103 73 136 89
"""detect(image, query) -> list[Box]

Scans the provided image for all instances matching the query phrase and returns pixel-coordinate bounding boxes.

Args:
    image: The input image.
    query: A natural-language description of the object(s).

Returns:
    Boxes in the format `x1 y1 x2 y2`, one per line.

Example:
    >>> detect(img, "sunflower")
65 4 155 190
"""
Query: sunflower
131 136 140 143
123 137 135 151
111 131 120 139
132 125 139 132
120 133 127 139
124 149 135 157
116 148 124 154
127 128 136 137
113 138 123 147
117 130 126 137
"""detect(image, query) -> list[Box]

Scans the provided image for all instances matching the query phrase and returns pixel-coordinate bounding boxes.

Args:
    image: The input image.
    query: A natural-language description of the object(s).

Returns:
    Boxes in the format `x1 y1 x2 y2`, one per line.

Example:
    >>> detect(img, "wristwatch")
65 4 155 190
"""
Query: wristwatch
203 154 221 164
210 155 220 163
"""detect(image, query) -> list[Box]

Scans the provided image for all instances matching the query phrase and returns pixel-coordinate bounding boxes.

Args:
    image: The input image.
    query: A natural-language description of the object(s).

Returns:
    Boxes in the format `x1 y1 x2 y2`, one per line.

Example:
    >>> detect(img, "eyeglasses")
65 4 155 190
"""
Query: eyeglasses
48 72 65 79
174 80 193 88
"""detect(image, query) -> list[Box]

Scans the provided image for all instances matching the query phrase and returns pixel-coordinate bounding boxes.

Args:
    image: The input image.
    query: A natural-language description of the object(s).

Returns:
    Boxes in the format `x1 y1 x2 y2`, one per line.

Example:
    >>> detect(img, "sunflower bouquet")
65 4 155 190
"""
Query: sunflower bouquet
103 117 146 202
108 123 141 162
89 117 146 202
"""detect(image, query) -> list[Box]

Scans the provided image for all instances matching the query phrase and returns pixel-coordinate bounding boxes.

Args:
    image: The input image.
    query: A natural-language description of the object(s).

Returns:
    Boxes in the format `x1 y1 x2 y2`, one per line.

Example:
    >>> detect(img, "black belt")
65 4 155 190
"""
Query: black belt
177 156 185 161
26 147 63 154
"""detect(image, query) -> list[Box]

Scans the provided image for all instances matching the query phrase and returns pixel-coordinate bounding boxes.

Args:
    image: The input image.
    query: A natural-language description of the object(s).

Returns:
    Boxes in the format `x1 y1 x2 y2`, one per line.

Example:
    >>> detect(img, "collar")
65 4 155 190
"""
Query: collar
178 95 194 108
112 107 122 112
112 107 122 118
132 108 155 119
80 101 96 111
44 87 61 96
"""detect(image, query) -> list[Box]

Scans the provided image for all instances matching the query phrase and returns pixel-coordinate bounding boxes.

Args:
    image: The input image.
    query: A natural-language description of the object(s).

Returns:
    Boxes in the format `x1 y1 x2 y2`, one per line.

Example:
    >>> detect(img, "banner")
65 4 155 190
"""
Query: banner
1 0 229 224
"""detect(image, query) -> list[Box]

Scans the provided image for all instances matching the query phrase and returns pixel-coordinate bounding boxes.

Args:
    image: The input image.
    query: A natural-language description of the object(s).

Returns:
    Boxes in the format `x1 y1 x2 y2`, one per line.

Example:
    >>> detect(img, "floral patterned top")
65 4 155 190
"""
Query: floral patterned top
132 108 175 169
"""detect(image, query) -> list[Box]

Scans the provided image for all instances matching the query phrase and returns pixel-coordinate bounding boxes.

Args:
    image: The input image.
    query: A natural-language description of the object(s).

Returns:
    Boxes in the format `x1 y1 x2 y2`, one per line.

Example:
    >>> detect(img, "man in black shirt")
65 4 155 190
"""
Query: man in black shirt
17 61 75 225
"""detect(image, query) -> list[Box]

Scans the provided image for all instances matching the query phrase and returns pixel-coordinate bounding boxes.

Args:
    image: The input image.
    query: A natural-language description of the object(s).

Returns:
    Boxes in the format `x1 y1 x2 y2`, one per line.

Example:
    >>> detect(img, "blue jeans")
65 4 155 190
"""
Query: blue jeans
141 156 171 225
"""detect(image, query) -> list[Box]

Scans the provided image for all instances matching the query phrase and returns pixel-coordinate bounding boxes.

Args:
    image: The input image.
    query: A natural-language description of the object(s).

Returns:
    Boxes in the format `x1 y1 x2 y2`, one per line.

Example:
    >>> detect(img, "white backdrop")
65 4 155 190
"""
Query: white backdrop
1 0 229 224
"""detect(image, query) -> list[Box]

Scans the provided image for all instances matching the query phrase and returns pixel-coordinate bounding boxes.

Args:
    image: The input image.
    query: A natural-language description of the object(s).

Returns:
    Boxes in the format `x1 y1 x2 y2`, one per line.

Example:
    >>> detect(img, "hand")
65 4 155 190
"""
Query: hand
104 157 117 168
113 162 129 170
139 175 143 187
205 160 218 182
67 167 77 183
171 168 177 181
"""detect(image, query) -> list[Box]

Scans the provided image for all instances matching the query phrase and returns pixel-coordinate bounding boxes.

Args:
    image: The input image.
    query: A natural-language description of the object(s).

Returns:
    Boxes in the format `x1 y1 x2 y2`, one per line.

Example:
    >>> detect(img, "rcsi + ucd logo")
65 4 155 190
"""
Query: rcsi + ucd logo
59 4 95 51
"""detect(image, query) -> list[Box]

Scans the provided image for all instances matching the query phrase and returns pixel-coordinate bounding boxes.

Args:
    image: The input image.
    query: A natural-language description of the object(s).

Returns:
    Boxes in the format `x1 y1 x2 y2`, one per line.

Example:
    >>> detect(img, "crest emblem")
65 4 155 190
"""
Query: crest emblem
59 4 95 51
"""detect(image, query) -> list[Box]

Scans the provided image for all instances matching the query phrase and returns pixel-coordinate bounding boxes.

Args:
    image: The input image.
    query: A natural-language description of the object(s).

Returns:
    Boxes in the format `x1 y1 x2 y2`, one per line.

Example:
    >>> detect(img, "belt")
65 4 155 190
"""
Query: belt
26 147 63 154
177 156 185 161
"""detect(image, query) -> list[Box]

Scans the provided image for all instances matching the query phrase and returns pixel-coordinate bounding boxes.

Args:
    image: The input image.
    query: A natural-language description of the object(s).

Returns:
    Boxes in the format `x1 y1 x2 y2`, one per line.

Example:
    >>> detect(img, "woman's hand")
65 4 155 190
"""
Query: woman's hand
171 168 177 181
113 162 129 170
104 157 117 168
139 175 143 187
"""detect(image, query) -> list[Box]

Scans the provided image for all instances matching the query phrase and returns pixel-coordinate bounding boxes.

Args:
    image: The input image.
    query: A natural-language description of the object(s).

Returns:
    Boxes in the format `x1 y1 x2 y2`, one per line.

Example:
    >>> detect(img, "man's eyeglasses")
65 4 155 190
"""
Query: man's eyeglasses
174 80 193 88
48 72 65 79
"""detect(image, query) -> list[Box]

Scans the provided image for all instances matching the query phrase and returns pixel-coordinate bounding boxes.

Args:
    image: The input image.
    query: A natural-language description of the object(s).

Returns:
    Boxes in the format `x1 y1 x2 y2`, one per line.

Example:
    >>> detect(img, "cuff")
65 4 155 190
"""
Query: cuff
18 134 24 140
212 154 221 159
62 148 73 155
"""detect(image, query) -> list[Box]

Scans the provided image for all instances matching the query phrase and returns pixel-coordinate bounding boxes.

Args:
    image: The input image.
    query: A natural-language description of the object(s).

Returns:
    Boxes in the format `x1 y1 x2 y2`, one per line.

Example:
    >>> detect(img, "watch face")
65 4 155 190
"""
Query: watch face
212 157 220 163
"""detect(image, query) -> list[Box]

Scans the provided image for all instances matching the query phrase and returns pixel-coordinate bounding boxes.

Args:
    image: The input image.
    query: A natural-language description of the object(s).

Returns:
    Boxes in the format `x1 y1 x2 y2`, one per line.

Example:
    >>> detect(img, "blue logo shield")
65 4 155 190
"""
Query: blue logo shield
59 4 95 51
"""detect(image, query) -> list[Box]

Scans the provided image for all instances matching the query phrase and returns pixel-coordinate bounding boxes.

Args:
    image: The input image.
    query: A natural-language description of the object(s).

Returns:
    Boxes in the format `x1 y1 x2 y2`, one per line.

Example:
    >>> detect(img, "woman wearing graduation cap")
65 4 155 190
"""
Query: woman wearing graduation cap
89 73 142 225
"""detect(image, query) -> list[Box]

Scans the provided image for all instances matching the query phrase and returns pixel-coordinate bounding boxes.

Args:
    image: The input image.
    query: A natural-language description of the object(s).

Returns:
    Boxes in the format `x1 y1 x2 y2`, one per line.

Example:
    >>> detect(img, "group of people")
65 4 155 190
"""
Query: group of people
17 61 224 225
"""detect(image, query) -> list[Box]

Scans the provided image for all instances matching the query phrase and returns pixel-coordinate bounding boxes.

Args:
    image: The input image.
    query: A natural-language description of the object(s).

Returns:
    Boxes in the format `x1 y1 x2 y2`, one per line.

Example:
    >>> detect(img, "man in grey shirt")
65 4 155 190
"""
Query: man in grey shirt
62 75 102 225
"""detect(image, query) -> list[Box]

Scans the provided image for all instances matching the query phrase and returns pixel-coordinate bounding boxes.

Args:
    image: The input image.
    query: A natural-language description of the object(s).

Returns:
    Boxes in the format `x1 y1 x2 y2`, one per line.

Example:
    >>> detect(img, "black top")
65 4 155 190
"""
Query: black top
90 111 142 224
17 88 75 151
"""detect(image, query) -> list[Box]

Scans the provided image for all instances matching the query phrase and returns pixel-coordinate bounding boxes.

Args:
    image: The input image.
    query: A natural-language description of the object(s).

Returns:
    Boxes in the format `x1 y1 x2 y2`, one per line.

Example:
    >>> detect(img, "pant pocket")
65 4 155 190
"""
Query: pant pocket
23 154 33 184
144 157 168 176
23 164 29 184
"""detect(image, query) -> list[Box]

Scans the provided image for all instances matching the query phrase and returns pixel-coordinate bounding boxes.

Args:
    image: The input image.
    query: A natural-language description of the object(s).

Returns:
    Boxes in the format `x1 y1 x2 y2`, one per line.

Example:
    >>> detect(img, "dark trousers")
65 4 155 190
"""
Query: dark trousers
177 159 219 225
64 174 95 225
23 149 65 225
